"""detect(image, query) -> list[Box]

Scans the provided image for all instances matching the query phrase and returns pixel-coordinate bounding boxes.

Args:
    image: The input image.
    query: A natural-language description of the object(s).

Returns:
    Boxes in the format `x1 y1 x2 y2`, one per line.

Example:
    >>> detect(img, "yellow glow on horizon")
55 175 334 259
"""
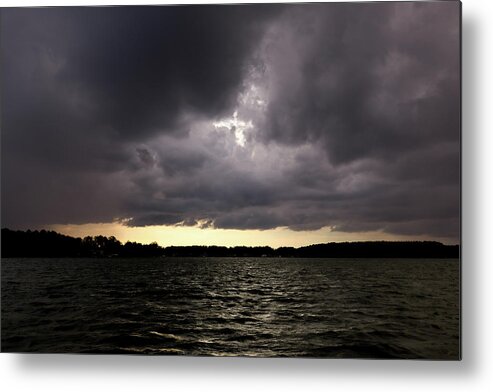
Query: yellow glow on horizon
46 222 453 248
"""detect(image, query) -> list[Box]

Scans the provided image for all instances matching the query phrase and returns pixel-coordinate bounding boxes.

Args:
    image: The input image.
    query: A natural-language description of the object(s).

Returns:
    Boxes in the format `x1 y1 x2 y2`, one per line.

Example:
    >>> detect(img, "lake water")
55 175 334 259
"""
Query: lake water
1 257 460 358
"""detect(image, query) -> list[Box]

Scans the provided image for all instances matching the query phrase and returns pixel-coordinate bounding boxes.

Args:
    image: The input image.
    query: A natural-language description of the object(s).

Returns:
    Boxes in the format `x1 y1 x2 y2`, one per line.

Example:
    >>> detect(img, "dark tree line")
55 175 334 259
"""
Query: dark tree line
0 228 162 258
1 228 459 258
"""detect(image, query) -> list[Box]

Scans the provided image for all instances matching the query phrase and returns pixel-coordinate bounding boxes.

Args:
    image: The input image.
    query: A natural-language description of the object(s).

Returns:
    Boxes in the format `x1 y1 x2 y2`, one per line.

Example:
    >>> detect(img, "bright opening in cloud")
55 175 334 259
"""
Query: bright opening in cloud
212 111 253 147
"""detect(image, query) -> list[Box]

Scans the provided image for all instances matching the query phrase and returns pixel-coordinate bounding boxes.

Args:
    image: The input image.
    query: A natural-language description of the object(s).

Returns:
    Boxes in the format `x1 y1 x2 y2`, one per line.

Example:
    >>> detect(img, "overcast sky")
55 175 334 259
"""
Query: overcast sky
0 2 461 244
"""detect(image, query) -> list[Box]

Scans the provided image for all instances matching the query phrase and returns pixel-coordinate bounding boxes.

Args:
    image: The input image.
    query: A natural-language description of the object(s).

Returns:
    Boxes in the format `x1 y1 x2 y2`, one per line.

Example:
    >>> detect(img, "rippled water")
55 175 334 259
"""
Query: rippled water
1 257 459 358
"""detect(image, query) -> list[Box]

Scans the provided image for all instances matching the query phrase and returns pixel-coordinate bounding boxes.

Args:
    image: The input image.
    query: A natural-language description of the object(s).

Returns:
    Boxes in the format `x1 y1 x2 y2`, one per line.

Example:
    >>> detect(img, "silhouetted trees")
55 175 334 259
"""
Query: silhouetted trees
0 229 163 258
1 228 460 259
162 242 459 258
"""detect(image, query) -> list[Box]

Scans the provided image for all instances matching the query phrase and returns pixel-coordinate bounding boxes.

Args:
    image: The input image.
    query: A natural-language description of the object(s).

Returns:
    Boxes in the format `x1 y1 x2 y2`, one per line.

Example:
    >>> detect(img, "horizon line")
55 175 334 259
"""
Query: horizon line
0 227 460 250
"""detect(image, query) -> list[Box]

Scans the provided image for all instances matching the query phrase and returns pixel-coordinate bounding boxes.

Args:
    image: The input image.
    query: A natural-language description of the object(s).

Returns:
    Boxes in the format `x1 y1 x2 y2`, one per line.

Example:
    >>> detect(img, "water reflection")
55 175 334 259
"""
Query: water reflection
1 257 459 358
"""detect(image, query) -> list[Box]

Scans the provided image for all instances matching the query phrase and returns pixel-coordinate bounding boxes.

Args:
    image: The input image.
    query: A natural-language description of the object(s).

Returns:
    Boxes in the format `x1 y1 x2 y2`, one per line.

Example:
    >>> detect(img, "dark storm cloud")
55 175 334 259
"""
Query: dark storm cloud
55 5 280 138
136 148 157 168
260 2 460 164
1 3 460 242
1 4 279 228
2 5 281 152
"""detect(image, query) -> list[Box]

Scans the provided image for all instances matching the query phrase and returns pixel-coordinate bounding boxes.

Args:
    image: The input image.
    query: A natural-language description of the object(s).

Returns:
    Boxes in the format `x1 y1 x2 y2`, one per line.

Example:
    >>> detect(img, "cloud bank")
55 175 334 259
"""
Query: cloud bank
1 3 460 241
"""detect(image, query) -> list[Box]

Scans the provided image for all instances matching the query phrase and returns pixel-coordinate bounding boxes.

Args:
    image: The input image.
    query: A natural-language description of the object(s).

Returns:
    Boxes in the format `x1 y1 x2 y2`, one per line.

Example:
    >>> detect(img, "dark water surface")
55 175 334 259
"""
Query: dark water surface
1 258 460 358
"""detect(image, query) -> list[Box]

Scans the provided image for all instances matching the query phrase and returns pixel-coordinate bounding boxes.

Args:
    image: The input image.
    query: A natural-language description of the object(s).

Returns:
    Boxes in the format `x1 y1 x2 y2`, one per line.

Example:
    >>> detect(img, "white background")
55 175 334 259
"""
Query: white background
1 0 491 391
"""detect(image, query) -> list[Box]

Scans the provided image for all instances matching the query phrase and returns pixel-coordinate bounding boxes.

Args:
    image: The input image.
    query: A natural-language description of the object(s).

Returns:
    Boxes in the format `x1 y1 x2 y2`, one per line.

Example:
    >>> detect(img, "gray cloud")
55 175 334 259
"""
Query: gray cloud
259 2 460 163
1 3 460 242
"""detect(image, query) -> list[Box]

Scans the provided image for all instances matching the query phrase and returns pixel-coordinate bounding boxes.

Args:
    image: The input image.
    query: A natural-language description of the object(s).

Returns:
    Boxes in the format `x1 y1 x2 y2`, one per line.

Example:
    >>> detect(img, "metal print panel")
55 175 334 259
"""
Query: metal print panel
0 1 461 359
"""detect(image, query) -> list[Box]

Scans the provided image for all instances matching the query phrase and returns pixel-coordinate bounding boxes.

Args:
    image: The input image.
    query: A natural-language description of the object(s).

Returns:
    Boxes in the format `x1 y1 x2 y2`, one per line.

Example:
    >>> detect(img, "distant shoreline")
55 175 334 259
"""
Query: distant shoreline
1 228 460 259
